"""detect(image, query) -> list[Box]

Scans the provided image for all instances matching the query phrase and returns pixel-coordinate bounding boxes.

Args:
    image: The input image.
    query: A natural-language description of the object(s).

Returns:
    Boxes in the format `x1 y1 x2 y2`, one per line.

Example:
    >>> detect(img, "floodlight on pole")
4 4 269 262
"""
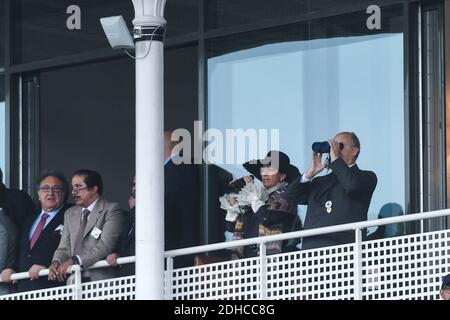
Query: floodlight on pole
99 16 134 49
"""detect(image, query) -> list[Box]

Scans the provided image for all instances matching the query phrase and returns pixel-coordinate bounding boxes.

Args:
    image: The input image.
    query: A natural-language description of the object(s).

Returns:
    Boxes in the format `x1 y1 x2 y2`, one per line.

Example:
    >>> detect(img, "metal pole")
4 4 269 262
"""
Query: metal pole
354 229 363 300
73 265 83 300
260 242 267 299
165 257 174 300
132 0 167 300
418 5 424 234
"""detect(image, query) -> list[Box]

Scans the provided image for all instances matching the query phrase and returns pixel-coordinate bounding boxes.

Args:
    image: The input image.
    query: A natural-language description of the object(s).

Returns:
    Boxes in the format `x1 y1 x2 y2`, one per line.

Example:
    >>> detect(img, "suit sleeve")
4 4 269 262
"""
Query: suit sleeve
116 210 133 256
79 204 124 268
178 166 199 249
115 225 127 256
6 222 17 269
329 158 377 199
280 178 311 205
52 210 72 264
0 224 8 271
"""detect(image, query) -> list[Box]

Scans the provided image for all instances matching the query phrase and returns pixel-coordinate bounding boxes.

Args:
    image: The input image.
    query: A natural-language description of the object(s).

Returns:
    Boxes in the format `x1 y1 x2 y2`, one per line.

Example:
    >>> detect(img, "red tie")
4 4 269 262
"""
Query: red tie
30 213 49 250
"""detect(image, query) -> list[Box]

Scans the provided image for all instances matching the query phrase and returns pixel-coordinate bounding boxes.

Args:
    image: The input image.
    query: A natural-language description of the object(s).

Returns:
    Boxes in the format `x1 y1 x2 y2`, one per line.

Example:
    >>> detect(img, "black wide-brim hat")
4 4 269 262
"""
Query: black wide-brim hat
442 274 450 289
242 150 301 183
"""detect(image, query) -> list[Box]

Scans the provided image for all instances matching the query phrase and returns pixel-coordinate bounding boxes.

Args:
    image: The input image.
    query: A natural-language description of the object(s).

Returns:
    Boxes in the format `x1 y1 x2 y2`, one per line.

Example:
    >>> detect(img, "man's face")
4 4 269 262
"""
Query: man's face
260 166 285 189
37 176 64 212
440 287 450 300
71 175 98 208
334 133 359 166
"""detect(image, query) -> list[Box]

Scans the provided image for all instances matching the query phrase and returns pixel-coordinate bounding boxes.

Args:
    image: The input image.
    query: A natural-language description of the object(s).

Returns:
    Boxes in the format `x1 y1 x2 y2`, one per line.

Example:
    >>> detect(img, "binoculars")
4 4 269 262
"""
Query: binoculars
312 141 344 153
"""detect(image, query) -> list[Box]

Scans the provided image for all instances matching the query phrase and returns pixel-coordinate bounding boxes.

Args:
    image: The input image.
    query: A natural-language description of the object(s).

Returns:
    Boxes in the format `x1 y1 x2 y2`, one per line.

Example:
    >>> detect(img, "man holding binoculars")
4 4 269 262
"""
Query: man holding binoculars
284 131 377 250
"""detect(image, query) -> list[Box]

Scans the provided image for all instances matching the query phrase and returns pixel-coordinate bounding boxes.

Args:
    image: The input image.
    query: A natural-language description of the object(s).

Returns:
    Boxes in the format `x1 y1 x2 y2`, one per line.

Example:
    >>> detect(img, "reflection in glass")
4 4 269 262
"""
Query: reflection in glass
207 0 366 30
165 0 198 37
12 0 198 64
207 8 405 238
0 75 5 175
0 0 4 67
13 0 134 64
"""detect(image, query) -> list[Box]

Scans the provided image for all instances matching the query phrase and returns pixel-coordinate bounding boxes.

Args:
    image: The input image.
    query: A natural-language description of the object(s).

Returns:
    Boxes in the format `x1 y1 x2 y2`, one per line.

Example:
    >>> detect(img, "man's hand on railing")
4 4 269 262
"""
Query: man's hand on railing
28 265 46 280
56 259 74 282
0 268 16 284
48 261 59 281
106 253 120 267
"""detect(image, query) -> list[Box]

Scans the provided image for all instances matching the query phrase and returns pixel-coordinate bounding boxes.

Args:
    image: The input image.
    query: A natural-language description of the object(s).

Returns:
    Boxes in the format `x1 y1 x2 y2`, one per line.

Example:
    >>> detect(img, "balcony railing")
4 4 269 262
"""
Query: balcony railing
1 209 449 300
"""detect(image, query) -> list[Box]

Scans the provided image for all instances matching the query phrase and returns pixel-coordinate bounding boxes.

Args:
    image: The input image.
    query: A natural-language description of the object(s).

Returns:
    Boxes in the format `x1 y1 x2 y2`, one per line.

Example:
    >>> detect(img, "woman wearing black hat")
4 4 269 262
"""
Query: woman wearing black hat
440 274 450 300
219 151 301 259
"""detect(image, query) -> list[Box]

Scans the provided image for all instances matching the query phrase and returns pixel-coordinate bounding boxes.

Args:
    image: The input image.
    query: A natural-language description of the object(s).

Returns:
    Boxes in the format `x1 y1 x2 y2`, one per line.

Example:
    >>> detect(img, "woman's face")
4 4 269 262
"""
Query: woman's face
260 166 285 189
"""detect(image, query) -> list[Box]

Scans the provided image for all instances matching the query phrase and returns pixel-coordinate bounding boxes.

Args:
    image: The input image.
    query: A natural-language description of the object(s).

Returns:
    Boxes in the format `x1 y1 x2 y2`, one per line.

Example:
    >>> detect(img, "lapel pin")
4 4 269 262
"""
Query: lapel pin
325 200 332 214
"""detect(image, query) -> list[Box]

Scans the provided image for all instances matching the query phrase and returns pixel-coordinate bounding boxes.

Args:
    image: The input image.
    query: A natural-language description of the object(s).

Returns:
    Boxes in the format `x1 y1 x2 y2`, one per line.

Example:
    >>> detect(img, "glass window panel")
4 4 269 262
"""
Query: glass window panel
0 0 5 67
207 6 405 241
165 0 198 37
0 75 5 176
206 0 369 30
12 0 197 64
13 0 133 64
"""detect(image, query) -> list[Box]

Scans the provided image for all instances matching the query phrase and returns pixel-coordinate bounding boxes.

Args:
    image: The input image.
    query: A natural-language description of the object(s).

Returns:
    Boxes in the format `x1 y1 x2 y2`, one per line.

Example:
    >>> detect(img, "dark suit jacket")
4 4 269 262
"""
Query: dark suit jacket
164 159 200 267
0 211 18 295
284 158 377 249
16 204 71 292
0 184 35 241
117 208 135 277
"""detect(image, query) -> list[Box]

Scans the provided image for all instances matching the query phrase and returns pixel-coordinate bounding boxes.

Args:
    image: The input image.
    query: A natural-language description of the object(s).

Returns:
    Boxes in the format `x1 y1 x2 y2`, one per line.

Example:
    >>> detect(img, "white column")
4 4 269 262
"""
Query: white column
132 0 167 300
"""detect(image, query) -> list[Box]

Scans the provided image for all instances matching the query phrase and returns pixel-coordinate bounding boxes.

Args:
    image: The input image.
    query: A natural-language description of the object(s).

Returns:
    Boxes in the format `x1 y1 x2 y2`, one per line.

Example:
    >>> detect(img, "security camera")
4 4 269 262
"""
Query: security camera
100 15 134 49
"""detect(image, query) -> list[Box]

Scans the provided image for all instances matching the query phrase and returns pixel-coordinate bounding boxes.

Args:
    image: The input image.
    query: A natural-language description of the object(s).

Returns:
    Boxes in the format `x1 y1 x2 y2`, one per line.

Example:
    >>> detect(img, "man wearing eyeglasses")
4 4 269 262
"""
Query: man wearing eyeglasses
440 274 450 300
0 171 71 292
49 169 123 283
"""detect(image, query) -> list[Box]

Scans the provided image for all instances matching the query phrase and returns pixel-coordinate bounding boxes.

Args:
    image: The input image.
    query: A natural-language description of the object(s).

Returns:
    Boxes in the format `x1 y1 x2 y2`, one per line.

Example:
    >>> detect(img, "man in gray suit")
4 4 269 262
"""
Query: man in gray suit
0 208 17 295
48 169 123 282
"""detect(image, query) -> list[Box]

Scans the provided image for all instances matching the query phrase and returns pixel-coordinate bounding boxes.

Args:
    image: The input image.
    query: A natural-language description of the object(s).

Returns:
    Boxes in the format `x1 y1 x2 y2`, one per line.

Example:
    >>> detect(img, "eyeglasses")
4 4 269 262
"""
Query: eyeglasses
442 286 450 293
72 186 89 193
38 185 64 193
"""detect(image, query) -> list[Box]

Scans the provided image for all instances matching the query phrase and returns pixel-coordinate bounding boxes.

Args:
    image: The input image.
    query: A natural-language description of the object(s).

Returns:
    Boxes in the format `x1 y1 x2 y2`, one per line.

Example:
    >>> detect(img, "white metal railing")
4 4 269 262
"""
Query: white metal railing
1 209 450 300
164 209 450 300
0 257 136 300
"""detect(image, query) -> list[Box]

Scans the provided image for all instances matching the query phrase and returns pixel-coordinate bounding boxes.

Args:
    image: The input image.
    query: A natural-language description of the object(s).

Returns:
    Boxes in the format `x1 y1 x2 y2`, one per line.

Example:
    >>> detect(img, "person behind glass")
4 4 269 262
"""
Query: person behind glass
108 130 200 270
106 176 135 277
219 150 300 259
164 130 200 267
440 274 450 300
48 169 124 282
0 171 71 292
283 132 377 250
